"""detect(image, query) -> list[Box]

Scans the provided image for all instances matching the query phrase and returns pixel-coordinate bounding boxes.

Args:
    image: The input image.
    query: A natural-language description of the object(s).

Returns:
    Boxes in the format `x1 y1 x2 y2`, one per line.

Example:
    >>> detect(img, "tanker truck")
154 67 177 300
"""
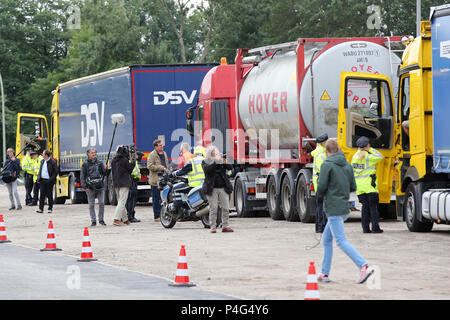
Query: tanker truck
343 4 450 232
187 37 403 222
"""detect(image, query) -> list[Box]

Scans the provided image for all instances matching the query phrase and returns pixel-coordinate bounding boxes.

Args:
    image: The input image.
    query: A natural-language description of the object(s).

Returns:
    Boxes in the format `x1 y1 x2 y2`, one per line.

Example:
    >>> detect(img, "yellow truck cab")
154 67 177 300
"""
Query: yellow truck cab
338 4 450 232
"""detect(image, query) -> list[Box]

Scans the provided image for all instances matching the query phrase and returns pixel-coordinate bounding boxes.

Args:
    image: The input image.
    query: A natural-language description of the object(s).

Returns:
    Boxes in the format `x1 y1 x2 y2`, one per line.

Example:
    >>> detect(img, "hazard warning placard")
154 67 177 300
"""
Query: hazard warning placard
320 90 331 100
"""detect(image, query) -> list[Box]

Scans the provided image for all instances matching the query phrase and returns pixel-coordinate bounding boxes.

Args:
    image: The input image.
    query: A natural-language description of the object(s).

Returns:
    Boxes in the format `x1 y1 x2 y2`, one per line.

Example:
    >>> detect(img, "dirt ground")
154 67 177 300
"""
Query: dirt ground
1 185 450 300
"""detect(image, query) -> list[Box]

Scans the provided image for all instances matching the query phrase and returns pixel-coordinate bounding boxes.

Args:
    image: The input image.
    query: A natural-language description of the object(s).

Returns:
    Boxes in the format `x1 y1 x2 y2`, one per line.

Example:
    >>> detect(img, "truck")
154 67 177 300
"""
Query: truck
343 4 450 232
16 64 215 205
186 37 403 222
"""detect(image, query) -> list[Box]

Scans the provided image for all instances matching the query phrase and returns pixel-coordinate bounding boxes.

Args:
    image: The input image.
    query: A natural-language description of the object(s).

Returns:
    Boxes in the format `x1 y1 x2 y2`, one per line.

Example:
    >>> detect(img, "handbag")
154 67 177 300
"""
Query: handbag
87 163 104 190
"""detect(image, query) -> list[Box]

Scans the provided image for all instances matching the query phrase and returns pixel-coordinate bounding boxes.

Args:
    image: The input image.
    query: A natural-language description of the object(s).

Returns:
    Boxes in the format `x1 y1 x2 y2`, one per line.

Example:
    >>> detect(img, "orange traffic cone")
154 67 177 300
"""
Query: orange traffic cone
77 227 97 262
168 245 196 287
40 220 62 251
0 215 11 243
304 261 320 300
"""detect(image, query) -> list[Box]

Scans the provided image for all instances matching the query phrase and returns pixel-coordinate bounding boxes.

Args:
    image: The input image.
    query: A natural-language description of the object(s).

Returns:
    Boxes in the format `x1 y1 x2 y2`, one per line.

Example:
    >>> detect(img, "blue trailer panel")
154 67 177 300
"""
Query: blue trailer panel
431 5 450 173
59 68 134 171
131 65 214 160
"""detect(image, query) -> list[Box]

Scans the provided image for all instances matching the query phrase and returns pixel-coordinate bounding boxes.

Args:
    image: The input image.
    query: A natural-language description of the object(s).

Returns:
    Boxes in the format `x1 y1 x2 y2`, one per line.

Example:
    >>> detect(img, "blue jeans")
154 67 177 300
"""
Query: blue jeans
321 215 367 276
151 186 161 219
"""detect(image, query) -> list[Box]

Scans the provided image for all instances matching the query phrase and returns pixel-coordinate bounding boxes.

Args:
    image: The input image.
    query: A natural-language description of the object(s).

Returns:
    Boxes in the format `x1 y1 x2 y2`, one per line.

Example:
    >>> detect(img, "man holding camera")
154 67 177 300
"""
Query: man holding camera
81 148 107 226
111 145 135 226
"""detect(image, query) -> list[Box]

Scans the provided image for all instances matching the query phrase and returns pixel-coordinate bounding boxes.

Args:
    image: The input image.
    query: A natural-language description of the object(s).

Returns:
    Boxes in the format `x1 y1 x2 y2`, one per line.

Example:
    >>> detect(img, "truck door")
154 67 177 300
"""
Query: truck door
337 72 397 205
15 113 49 159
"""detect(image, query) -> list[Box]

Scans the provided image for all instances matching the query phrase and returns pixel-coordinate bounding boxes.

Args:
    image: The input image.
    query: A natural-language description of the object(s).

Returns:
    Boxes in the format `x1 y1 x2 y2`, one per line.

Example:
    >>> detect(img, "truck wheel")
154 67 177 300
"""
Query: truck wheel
69 174 82 204
234 177 254 217
296 174 315 223
280 174 299 221
405 182 433 232
267 175 284 220
107 174 117 206
53 183 66 205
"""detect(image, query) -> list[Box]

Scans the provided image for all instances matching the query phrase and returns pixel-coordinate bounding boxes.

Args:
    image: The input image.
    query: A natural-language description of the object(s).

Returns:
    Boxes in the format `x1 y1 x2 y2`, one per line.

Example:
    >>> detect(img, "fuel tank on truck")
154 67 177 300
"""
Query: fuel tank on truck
238 40 401 149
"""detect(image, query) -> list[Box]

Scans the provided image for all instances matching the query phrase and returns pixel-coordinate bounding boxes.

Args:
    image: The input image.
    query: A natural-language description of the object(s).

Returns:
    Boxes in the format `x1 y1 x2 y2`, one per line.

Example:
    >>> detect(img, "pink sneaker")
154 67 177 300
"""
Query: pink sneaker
317 273 331 282
357 265 374 284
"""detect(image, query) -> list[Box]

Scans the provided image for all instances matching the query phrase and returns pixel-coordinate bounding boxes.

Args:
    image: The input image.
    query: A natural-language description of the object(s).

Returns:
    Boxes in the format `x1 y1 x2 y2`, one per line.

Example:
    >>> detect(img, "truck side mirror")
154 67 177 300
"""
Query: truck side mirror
186 107 194 120
186 119 194 136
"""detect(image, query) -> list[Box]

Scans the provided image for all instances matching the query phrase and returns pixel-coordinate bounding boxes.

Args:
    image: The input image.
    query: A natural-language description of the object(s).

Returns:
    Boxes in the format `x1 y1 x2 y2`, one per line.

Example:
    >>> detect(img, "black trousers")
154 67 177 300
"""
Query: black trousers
24 173 34 205
126 179 138 220
39 179 54 211
315 195 327 232
357 192 381 232
32 181 40 204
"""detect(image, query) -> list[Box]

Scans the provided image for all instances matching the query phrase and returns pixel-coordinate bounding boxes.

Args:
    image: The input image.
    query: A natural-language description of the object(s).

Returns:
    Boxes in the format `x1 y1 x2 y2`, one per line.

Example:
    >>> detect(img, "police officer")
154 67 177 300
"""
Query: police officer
22 150 35 205
351 136 384 233
312 133 328 233
126 151 143 223
31 151 43 206
174 146 206 188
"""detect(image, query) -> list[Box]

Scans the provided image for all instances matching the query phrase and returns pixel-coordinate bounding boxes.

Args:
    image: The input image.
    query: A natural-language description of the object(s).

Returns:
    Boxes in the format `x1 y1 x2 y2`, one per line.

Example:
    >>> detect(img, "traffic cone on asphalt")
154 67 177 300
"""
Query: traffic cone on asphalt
304 261 320 300
168 245 196 287
77 227 97 262
0 215 11 243
40 220 62 251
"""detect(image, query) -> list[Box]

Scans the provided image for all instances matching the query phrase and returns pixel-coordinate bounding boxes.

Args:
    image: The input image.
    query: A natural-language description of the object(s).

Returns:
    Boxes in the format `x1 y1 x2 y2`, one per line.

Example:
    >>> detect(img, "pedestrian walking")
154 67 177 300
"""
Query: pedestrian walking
3 148 22 210
311 133 328 233
81 148 107 226
316 138 374 284
202 145 233 233
111 145 135 226
351 136 384 233
36 150 58 213
147 139 170 222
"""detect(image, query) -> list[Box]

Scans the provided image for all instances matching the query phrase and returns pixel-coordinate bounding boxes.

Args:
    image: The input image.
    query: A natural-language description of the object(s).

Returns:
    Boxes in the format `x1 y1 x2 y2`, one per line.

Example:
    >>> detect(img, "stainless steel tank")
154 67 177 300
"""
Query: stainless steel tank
238 40 401 149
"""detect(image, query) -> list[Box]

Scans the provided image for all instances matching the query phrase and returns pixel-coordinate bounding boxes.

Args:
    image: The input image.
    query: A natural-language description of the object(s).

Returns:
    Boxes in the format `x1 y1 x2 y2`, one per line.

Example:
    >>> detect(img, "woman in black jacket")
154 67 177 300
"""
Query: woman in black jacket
202 145 233 233
3 148 22 210
111 146 134 226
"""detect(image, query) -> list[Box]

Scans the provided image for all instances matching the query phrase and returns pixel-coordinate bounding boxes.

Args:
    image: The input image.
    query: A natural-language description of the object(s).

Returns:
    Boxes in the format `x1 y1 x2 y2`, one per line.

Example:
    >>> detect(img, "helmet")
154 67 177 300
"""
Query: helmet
194 146 205 157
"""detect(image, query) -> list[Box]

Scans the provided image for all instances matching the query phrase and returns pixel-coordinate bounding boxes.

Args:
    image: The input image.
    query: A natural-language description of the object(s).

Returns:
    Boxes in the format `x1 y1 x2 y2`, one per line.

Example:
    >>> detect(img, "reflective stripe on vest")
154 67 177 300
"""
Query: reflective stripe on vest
187 157 205 187
132 162 141 179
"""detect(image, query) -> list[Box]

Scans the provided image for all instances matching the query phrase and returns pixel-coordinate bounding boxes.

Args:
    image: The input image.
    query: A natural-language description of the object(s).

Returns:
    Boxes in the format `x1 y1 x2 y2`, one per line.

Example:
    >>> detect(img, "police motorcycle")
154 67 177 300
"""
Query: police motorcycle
158 171 215 229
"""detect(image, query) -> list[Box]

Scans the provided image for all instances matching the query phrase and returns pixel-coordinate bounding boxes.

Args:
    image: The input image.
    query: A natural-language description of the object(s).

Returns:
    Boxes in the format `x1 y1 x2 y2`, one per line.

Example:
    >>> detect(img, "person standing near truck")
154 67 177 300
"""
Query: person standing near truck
3 148 22 210
351 136 384 234
36 150 57 213
316 139 374 284
31 151 43 206
81 148 107 227
311 133 328 233
126 151 143 223
22 150 35 206
147 139 170 222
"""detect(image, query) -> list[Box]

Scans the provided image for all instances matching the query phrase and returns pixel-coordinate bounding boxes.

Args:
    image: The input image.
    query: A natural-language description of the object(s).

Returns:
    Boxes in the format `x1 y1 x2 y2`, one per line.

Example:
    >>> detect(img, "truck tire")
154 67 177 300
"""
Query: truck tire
404 182 433 232
280 174 299 221
296 173 315 223
69 174 83 204
107 173 117 206
267 175 284 220
234 177 254 217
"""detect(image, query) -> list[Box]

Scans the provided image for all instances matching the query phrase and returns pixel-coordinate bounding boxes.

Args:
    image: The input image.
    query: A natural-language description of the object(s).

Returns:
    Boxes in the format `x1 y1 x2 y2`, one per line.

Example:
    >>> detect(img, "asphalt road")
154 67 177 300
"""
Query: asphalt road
0 243 235 300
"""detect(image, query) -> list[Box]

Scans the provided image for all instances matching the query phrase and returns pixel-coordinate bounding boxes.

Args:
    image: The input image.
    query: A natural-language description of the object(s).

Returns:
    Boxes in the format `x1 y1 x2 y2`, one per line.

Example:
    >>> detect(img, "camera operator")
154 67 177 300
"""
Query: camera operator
126 149 143 223
111 145 135 226
81 148 107 227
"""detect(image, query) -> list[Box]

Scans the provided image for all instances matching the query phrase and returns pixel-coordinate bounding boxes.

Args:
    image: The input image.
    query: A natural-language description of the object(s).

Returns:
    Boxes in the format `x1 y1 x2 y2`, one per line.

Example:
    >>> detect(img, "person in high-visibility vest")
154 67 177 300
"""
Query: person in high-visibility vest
22 150 35 205
126 152 143 223
311 133 328 233
174 145 206 187
351 136 384 234
31 151 43 206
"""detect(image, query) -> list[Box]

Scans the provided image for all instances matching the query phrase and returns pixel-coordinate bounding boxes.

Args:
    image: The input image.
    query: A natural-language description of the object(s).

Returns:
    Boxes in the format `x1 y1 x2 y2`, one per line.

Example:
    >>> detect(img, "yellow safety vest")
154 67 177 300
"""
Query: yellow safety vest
311 144 326 191
32 156 43 183
22 155 35 175
351 147 383 195
131 161 141 179
187 156 205 187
